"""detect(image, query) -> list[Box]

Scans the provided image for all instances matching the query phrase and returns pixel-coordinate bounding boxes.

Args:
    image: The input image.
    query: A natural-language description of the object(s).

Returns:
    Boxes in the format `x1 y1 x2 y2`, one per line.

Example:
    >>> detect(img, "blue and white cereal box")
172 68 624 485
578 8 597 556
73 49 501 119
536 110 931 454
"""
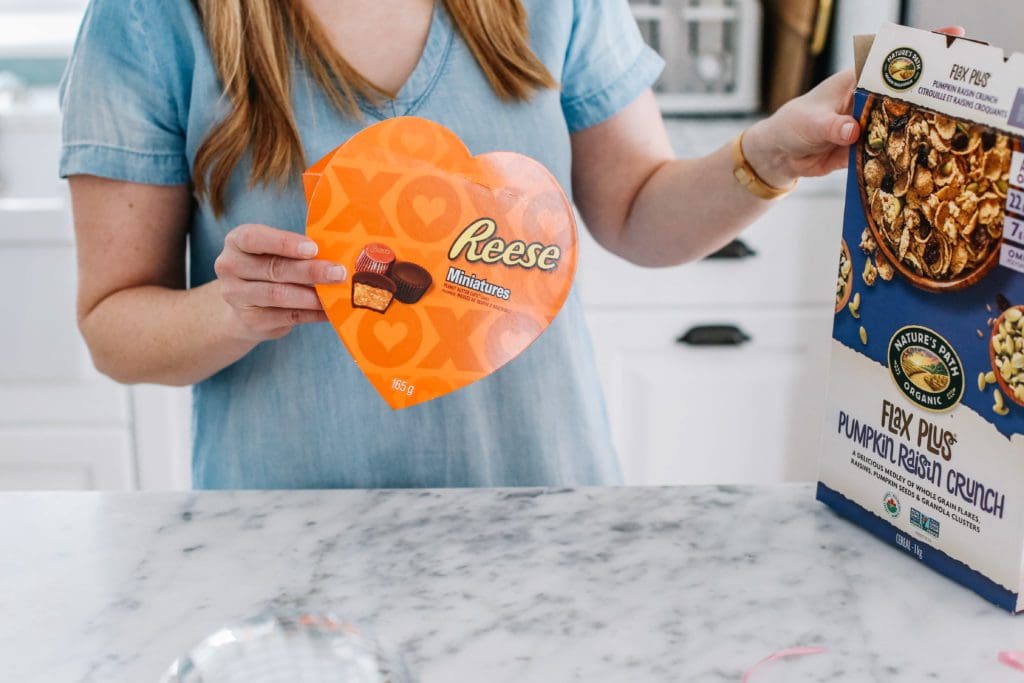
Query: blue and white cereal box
817 23 1024 612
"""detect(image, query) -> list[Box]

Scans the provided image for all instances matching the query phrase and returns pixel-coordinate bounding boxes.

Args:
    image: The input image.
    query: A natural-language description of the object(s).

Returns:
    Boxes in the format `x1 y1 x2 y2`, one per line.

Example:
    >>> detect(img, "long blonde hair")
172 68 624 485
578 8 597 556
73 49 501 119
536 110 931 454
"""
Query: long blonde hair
193 1 557 215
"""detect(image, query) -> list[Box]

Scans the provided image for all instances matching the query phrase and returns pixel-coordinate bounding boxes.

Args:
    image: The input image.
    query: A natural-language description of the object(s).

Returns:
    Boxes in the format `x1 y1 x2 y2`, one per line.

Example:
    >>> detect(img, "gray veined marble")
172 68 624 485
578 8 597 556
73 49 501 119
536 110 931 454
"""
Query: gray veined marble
2 484 1023 682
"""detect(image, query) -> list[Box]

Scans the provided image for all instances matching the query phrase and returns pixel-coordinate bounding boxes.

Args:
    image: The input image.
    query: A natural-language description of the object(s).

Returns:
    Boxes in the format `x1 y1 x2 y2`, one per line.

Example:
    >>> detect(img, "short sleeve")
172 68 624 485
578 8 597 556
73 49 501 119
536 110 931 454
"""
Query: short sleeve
59 0 189 184
560 0 665 133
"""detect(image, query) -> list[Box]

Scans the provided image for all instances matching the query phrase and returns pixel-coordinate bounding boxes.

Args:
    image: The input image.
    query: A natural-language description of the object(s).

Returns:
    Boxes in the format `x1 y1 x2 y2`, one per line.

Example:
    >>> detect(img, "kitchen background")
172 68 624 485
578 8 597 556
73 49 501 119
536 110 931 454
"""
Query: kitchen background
2 0 1023 491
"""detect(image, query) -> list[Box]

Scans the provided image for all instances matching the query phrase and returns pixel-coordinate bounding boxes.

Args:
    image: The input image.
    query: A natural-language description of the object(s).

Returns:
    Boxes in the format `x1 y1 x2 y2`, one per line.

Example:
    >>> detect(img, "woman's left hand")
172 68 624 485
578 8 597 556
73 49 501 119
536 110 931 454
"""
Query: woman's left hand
742 69 861 189
743 26 968 190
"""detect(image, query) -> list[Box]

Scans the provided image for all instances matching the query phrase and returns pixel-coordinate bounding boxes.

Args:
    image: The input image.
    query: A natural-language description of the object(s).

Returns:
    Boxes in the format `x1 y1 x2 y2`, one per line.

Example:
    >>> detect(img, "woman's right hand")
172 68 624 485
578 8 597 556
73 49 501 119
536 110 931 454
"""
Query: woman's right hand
214 223 347 341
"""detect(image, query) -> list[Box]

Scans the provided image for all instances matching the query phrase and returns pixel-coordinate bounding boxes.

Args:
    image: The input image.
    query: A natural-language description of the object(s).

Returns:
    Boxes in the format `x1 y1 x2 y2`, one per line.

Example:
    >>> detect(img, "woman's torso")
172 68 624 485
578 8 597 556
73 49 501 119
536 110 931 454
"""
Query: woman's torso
174 0 619 488
61 0 665 488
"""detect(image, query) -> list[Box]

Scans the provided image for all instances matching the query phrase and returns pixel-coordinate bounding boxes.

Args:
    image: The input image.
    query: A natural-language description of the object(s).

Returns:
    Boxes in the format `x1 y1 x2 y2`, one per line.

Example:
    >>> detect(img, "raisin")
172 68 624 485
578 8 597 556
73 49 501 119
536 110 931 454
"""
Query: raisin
951 132 969 152
972 229 989 251
889 114 910 132
881 174 896 194
916 145 930 167
982 131 997 151
917 217 932 240
924 241 940 265
998 294 1011 312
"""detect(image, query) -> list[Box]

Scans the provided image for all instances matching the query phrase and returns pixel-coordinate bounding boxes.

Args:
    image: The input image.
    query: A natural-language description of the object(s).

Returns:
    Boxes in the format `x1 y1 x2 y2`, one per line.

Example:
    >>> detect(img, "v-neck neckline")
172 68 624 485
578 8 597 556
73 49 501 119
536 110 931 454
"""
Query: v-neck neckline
360 2 454 120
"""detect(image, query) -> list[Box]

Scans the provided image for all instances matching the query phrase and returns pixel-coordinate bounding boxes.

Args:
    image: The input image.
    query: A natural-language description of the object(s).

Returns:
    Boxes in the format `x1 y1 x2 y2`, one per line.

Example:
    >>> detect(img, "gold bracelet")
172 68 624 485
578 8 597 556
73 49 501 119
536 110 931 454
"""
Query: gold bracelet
731 130 798 200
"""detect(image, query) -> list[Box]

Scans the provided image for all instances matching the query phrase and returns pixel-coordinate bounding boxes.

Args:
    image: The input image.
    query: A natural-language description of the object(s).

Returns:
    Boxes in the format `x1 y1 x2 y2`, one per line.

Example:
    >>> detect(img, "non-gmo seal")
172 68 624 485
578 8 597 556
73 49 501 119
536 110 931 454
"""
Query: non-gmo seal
888 325 964 412
882 47 923 90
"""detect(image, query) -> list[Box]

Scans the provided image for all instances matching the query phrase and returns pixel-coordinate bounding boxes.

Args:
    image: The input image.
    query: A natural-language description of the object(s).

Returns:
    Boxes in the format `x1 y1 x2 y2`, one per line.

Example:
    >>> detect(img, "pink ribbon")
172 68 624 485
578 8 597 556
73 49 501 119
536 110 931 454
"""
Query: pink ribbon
743 647 1024 678
999 652 1024 672
742 646 827 682
745 646 1024 678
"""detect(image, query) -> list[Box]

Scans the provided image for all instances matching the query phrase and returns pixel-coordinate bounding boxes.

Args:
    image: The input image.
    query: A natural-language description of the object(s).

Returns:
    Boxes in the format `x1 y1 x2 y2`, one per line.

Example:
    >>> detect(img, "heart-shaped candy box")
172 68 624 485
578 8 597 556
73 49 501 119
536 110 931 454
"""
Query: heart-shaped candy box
304 117 577 409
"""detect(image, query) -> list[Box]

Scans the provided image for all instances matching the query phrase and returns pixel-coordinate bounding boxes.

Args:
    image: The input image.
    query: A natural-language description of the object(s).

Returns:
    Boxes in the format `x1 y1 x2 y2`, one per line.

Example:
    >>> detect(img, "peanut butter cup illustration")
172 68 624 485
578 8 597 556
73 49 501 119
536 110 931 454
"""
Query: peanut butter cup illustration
351 272 397 313
391 261 433 304
355 243 396 275
351 243 431 312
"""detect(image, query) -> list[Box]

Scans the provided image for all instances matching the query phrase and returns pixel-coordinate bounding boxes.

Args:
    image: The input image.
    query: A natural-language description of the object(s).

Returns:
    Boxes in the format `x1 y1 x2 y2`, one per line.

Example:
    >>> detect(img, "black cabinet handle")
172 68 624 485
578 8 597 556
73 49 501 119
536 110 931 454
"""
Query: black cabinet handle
676 325 751 347
705 239 756 260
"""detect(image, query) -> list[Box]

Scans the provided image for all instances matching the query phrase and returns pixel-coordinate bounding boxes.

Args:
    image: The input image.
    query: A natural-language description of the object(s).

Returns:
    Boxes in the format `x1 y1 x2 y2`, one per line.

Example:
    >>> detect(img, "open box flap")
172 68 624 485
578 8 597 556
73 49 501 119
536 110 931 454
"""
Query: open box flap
854 23 1024 134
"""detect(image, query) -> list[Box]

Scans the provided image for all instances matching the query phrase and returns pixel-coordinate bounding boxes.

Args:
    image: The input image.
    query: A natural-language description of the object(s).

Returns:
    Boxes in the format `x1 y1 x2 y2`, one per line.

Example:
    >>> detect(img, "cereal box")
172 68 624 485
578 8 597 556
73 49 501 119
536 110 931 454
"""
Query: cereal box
817 23 1024 612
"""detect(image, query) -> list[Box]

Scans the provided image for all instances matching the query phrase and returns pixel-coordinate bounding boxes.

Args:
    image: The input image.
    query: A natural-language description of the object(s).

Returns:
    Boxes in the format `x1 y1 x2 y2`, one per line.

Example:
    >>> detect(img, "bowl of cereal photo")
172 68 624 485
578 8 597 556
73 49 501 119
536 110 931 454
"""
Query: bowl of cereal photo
857 95 1017 292
990 305 1024 408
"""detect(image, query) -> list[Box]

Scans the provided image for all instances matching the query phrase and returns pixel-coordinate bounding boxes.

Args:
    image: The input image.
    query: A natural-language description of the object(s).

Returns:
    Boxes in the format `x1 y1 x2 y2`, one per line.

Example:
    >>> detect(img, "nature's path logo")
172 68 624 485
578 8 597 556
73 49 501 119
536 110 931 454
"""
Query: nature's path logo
888 325 964 412
883 47 923 90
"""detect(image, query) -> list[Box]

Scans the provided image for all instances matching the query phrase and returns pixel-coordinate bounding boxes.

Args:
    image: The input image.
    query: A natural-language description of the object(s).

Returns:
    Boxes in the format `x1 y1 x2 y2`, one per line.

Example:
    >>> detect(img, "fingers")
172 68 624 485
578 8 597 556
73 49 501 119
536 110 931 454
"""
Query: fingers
812 70 856 116
824 144 852 174
256 309 330 330
219 252 347 285
819 69 857 96
227 223 319 259
236 308 330 341
821 114 860 146
217 224 337 341
222 280 325 311
935 26 966 38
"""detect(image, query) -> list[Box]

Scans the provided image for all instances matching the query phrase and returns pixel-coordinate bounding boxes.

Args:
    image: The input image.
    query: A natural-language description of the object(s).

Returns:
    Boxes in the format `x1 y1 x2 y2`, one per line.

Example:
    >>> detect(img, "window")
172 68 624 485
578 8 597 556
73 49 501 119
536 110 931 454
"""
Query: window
0 1 85 87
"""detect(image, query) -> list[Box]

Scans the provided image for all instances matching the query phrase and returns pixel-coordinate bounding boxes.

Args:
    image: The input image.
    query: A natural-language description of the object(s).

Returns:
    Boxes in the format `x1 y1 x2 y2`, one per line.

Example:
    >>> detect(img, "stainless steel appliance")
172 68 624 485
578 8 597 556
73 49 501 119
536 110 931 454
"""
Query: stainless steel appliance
829 0 900 72
629 0 763 114
905 0 1024 53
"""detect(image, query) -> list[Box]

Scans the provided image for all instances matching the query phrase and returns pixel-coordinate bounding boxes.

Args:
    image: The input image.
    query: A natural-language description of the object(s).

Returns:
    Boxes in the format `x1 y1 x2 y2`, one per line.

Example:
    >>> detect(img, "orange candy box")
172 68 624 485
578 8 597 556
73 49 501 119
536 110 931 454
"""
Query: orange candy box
304 116 578 409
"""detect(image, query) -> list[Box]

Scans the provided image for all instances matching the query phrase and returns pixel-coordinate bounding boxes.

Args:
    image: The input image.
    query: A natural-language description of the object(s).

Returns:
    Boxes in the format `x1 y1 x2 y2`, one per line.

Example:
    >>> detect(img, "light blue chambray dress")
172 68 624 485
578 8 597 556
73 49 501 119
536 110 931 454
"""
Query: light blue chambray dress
59 0 664 489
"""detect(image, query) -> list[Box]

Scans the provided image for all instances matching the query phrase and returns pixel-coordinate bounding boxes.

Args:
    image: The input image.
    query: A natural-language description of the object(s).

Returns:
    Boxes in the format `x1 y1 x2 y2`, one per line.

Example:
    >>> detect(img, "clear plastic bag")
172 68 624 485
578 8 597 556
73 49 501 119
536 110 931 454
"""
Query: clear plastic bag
160 613 415 683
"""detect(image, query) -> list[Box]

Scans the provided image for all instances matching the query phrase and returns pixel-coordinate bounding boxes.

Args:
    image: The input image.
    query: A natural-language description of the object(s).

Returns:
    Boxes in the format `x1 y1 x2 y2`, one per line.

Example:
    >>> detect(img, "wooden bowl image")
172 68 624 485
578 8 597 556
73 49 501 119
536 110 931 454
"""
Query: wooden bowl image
835 239 853 314
856 94 1016 293
990 305 1024 407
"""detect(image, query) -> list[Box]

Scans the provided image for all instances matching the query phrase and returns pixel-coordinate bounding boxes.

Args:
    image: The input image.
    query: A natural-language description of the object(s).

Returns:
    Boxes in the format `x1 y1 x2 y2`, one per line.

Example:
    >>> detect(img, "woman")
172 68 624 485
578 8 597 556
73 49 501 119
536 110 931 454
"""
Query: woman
60 0 917 489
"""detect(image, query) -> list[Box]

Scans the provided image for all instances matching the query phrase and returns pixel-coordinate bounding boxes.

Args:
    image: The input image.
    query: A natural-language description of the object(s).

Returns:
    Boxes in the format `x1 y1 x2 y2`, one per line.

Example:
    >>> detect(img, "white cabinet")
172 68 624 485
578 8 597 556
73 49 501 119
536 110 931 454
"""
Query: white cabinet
0 101 134 490
0 98 64 198
586 308 833 484
0 429 132 489
577 172 845 485
0 240 86 382
0 93 190 491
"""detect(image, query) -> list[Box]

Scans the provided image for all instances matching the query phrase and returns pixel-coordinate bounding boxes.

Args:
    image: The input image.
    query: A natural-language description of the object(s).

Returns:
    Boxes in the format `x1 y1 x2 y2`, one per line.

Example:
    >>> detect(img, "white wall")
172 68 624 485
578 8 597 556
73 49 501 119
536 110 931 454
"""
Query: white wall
0 0 85 8
907 1 1024 54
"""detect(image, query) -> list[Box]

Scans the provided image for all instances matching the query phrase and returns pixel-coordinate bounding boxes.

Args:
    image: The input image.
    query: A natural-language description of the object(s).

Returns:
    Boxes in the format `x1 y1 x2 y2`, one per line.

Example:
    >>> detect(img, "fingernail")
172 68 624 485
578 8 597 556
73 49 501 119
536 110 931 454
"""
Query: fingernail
840 122 855 141
298 241 318 258
327 265 347 282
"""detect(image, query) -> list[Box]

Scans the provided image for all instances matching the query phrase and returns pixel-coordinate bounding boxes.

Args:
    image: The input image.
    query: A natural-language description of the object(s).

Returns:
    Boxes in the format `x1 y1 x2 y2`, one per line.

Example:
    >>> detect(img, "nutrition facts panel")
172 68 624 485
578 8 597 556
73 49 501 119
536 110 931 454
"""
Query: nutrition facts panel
999 151 1024 273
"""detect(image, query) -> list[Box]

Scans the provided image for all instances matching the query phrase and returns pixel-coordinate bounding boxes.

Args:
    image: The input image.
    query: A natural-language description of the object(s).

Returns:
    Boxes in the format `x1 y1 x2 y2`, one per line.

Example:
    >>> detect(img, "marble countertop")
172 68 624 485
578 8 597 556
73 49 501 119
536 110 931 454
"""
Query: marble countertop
6 484 1019 683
